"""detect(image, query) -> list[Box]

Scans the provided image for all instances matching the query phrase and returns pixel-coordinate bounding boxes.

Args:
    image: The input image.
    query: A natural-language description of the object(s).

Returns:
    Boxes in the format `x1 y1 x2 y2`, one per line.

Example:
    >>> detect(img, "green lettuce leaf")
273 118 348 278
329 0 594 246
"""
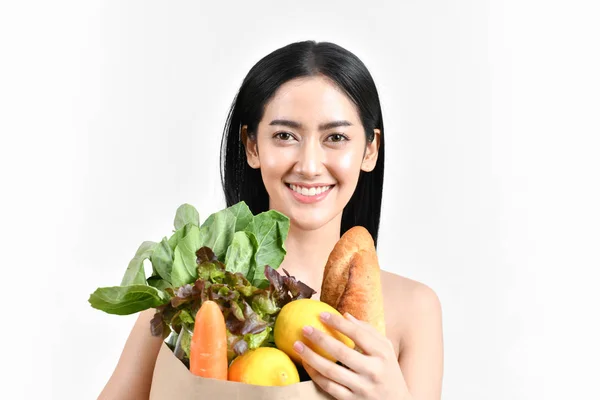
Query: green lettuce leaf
224 231 256 276
171 224 204 287
174 204 200 230
200 201 254 262
174 324 193 360
244 210 290 287
88 285 170 315
150 237 173 283
167 227 185 251
228 201 253 232
197 261 226 282
120 241 156 286
200 212 236 262
170 309 196 333
178 309 195 324
245 326 272 350
251 291 279 316
147 276 172 291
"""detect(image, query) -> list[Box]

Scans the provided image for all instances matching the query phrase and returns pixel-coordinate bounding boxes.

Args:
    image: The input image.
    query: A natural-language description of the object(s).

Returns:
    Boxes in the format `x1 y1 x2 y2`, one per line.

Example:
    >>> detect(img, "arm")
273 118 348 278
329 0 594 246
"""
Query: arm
98 308 163 400
398 284 444 400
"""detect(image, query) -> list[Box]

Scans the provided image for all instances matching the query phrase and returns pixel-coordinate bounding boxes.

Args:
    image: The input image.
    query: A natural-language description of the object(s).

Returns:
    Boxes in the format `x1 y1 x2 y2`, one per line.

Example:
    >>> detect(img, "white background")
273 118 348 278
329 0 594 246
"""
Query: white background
1 1 599 399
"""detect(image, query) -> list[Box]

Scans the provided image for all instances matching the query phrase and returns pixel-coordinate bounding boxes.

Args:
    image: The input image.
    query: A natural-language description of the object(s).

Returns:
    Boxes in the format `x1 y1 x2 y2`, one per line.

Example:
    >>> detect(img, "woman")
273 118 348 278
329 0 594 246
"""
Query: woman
99 41 444 400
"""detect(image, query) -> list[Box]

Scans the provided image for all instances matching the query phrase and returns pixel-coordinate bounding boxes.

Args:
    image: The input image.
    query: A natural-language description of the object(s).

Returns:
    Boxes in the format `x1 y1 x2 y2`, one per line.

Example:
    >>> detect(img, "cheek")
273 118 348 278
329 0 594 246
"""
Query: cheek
260 151 285 170
328 147 364 184
256 142 292 182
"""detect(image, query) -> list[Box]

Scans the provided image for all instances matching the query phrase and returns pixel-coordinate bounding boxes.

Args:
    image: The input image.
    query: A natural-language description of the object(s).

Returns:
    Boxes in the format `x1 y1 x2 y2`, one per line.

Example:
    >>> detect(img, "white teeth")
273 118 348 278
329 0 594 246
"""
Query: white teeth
289 184 331 196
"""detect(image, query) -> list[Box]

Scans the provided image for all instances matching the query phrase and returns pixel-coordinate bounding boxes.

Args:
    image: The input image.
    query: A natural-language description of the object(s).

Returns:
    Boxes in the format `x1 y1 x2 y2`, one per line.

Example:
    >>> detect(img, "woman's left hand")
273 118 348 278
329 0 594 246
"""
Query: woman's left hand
293 311 412 400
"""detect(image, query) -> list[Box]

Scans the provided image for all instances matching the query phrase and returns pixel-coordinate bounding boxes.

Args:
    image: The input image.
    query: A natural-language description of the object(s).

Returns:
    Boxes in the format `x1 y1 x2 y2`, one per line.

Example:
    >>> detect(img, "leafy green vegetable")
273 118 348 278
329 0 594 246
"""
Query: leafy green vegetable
147 276 172 291
169 309 196 332
200 209 237 262
224 231 256 276
200 201 252 233
171 224 203 287
264 264 316 304
197 260 226 282
244 210 290 288
228 201 253 232
120 241 156 286
150 237 174 284
89 201 314 365
178 310 195 324
246 326 272 349
174 323 193 360
88 285 170 315
252 291 280 316
199 201 255 262
167 226 186 251
174 204 200 230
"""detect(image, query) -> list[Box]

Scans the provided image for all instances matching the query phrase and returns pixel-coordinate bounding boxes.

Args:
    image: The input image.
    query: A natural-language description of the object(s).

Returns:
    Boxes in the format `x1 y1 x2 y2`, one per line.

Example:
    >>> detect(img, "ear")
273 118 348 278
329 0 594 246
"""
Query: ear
241 125 260 169
361 129 381 172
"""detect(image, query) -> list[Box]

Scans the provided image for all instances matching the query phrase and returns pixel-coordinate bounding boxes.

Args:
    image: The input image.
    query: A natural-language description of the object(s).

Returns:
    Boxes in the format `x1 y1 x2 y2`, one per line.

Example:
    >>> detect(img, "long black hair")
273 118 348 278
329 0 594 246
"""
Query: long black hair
220 40 385 246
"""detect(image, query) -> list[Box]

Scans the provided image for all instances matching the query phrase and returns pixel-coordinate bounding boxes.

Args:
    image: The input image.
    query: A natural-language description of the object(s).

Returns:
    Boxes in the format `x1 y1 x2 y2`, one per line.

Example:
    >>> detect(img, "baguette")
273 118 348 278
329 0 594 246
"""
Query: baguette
320 226 386 335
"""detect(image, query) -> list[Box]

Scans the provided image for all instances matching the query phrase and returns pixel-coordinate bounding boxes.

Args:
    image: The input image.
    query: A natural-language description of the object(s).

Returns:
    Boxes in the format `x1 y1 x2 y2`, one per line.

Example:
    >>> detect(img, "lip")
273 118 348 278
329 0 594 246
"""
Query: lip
285 182 336 188
285 183 334 204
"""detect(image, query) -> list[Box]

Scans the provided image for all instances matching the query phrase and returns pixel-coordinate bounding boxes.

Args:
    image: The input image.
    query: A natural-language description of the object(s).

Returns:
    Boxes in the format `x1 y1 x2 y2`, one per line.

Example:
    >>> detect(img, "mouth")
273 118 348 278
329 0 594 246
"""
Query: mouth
285 183 335 203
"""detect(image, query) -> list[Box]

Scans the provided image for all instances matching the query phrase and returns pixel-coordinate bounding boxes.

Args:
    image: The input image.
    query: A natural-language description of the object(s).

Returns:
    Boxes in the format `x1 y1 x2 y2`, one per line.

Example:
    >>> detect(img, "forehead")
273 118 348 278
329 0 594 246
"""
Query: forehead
262 76 360 125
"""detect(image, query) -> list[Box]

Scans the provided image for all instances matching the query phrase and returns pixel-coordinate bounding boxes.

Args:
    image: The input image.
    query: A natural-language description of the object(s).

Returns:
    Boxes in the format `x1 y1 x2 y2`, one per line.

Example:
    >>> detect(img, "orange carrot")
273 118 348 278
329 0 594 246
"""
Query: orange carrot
190 300 228 380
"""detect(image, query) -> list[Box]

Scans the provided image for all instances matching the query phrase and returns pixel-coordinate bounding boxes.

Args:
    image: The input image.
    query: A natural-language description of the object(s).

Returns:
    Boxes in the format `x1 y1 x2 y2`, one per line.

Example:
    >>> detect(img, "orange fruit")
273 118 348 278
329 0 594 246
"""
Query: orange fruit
228 347 299 386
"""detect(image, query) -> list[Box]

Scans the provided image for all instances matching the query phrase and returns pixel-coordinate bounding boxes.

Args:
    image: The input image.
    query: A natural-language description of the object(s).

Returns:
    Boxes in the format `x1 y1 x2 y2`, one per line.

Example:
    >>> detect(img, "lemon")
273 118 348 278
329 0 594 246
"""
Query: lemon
228 347 300 386
274 299 355 364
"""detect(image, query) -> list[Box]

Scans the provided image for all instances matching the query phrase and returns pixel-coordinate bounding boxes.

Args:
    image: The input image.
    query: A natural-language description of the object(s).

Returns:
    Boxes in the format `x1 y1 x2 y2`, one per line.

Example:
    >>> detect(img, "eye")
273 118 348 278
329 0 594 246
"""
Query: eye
326 133 348 143
274 132 295 141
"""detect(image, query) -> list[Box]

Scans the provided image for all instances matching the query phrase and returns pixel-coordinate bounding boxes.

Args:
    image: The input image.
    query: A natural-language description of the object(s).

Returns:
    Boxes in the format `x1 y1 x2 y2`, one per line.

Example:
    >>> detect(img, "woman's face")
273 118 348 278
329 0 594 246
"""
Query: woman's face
243 76 379 232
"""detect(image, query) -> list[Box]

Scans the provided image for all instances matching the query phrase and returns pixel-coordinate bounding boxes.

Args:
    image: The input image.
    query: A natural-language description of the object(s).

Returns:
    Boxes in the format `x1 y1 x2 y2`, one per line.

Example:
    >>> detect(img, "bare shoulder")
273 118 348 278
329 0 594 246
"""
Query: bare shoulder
380 270 442 320
380 270 442 355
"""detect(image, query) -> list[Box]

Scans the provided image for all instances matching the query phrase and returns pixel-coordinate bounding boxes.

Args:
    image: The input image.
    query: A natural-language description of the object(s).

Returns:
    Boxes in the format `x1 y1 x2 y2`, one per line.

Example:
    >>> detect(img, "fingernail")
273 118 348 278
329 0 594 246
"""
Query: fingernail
293 341 305 353
302 325 314 336
320 312 330 321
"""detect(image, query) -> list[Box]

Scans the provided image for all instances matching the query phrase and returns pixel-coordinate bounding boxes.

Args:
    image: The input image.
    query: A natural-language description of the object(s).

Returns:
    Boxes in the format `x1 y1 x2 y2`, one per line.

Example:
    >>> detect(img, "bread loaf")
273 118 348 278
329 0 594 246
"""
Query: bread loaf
320 226 386 335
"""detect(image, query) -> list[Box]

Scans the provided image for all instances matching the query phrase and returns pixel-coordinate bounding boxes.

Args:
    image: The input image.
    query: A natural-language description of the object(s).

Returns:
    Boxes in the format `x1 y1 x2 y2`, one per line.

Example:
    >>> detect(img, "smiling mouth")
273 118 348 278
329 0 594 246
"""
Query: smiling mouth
285 183 334 197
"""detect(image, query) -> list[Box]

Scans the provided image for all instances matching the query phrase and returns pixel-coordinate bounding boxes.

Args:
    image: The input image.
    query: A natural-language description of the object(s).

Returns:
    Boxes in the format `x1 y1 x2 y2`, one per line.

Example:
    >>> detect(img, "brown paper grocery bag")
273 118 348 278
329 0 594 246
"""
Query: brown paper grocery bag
150 343 334 399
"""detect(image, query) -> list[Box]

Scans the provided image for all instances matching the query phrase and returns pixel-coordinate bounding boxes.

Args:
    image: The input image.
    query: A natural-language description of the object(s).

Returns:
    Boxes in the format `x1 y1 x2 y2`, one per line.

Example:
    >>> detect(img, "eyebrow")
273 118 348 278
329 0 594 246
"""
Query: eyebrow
269 119 353 130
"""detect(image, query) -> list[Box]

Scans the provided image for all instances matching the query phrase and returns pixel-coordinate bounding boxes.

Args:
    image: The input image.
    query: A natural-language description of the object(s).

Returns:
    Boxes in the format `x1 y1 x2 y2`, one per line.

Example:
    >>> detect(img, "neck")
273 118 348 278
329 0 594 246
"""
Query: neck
279 214 342 297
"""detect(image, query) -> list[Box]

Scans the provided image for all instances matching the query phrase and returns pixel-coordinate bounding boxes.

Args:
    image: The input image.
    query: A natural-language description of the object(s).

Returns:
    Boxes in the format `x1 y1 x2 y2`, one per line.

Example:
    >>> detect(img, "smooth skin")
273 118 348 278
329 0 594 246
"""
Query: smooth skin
98 76 443 399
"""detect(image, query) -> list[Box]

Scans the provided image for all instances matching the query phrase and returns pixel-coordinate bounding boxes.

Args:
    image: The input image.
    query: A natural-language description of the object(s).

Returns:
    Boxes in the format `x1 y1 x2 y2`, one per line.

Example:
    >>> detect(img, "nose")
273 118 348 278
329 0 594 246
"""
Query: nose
294 137 325 178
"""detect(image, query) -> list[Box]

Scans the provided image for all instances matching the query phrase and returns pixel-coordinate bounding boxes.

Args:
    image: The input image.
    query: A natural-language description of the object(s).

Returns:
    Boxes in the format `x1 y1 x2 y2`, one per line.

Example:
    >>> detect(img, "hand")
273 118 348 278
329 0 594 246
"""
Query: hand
293 312 411 400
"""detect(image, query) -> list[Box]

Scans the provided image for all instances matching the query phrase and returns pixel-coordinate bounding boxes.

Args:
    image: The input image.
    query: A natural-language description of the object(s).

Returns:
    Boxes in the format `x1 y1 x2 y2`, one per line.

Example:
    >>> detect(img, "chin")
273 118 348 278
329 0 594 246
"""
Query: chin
286 208 342 232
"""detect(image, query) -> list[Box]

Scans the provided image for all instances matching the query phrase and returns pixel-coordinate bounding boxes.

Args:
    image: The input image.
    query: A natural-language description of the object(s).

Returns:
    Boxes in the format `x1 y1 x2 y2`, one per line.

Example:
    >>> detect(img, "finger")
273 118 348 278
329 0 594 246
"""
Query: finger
344 312 382 336
320 311 388 357
301 324 366 374
303 361 354 400
345 313 396 358
293 339 359 391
